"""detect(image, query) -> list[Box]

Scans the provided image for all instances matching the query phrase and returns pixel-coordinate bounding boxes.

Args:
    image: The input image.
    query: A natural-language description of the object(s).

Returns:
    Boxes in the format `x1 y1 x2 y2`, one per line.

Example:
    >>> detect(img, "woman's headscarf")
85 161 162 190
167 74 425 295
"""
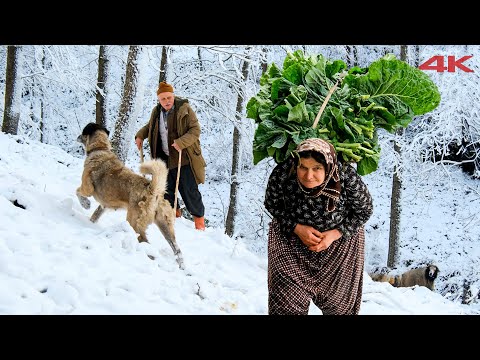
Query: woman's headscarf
294 138 341 212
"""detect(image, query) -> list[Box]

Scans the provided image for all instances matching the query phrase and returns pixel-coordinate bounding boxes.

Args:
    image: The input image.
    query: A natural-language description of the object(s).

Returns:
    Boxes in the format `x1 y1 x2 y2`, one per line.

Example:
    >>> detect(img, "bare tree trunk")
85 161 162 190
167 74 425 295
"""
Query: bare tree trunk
111 45 144 162
345 45 358 67
387 45 408 267
158 46 168 84
197 47 204 72
387 128 403 267
39 48 45 143
40 95 44 142
225 53 251 237
2 45 22 135
261 47 268 74
95 45 109 128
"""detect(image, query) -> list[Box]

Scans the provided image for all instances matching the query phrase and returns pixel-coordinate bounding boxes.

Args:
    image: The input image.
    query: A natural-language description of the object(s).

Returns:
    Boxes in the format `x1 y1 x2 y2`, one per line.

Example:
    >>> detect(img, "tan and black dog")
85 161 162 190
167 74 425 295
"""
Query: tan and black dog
369 264 439 291
76 122 184 270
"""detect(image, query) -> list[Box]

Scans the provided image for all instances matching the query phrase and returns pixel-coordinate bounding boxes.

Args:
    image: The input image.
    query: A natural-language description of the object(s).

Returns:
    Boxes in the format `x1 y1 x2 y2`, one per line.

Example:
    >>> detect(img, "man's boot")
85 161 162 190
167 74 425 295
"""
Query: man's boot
193 216 205 231
175 208 182 218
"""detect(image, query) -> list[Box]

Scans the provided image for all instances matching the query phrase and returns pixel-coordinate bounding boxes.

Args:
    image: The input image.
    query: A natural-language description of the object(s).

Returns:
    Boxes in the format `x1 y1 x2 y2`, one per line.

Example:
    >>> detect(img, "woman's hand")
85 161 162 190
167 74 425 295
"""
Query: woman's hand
294 224 323 247
308 229 342 252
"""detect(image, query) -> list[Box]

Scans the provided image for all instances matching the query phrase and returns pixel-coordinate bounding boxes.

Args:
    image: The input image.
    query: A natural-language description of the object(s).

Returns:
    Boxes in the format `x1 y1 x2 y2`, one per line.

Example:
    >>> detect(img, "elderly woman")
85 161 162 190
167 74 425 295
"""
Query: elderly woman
264 138 373 315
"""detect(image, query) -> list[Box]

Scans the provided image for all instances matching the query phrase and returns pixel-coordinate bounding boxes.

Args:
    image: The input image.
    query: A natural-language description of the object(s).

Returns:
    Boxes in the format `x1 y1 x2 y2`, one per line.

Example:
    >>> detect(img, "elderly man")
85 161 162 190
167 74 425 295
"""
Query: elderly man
135 81 206 231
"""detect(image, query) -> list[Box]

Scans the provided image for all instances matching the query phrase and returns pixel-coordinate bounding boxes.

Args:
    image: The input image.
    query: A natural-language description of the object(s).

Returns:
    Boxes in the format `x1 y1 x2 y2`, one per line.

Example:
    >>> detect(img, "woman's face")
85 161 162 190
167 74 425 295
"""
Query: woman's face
297 157 326 188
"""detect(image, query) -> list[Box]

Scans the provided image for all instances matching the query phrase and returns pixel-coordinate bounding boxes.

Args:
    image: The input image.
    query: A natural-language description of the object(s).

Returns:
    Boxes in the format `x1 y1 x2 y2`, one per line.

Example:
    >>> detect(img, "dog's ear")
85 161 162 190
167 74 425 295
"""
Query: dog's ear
82 122 110 137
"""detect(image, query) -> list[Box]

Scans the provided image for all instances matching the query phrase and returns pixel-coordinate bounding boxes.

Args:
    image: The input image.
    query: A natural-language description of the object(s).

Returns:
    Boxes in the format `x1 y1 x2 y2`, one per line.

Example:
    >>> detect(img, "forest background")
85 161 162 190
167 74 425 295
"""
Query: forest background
2 44 479 307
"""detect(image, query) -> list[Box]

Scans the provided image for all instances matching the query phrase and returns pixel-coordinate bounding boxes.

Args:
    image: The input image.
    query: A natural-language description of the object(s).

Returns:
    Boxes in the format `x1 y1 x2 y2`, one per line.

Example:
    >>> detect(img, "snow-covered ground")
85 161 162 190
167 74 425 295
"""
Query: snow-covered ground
1 131 479 314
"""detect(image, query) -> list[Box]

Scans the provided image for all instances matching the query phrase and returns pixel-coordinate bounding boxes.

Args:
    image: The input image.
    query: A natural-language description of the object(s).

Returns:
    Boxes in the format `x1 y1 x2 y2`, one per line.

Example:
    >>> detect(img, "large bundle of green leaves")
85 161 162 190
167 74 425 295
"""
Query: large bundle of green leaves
246 50 441 175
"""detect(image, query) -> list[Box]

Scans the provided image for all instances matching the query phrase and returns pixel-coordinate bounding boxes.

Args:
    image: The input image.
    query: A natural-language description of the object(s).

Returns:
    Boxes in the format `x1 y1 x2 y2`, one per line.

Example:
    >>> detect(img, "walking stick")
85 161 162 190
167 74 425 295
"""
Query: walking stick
140 145 144 163
173 149 182 218
138 143 146 178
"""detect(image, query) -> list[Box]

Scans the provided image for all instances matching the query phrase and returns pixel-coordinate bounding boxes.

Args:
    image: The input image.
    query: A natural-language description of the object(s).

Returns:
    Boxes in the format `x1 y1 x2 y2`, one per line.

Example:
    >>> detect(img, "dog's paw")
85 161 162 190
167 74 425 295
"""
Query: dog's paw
77 195 91 209
176 255 186 270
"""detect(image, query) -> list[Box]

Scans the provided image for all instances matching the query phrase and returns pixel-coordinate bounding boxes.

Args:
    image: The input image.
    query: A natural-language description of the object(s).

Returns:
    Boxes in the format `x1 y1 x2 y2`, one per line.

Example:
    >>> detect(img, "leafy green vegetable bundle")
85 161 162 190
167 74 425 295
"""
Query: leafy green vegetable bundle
246 50 441 175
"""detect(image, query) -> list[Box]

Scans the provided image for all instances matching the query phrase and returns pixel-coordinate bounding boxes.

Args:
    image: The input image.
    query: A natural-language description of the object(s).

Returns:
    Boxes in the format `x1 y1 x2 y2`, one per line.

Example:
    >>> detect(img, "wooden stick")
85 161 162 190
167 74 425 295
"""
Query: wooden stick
173 149 182 218
312 79 340 129
138 144 146 178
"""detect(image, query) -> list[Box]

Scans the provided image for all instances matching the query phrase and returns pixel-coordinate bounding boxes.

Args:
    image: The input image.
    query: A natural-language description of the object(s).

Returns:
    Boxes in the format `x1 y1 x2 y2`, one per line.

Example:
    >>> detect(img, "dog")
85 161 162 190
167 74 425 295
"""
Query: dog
369 264 439 291
76 122 184 270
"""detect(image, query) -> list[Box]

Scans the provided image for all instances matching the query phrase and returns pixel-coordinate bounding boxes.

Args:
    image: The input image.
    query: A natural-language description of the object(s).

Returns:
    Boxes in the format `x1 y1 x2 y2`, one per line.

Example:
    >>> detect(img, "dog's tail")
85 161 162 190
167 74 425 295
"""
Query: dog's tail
140 159 168 201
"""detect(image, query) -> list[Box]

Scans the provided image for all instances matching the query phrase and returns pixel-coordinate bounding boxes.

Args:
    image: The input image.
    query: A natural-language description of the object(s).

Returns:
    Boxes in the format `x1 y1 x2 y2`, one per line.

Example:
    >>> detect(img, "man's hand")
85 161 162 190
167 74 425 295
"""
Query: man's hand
172 141 181 152
135 137 143 151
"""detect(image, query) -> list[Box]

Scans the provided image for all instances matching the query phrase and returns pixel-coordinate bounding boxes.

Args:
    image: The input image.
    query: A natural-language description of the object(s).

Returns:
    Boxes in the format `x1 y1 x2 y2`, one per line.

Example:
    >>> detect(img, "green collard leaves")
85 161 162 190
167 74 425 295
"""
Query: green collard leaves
344 53 441 130
246 50 441 175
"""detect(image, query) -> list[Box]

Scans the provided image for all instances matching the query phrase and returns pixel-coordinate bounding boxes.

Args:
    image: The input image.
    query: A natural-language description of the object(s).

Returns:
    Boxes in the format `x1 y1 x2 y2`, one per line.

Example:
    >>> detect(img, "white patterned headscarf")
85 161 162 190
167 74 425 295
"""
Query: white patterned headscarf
295 138 341 212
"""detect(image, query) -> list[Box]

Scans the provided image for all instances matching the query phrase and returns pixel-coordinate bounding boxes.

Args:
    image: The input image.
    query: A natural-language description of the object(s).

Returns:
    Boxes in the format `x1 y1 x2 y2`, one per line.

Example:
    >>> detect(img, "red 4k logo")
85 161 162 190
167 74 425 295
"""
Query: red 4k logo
419 55 474 72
